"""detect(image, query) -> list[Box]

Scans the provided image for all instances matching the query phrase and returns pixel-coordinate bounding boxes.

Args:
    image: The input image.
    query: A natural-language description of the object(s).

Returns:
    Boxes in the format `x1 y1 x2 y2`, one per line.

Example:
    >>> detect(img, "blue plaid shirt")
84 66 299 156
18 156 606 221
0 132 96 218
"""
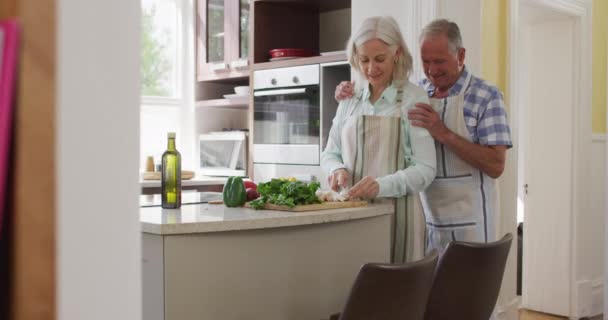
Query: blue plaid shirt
419 66 513 147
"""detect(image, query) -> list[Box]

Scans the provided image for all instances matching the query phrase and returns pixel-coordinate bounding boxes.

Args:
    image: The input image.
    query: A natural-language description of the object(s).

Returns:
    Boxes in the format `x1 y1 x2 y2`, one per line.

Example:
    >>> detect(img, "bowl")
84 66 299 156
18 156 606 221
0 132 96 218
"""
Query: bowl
234 86 249 96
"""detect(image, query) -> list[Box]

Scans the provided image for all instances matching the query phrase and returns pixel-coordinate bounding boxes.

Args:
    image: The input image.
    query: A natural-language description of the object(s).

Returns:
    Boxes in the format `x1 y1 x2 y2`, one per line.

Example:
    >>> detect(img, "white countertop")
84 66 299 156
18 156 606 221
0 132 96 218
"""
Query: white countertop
140 175 229 188
141 202 394 235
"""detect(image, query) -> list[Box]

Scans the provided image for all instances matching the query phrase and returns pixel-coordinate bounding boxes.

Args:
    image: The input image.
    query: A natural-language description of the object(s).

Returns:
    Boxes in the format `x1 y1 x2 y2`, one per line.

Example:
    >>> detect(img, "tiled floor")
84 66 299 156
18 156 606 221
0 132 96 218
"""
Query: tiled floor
520 309 603 320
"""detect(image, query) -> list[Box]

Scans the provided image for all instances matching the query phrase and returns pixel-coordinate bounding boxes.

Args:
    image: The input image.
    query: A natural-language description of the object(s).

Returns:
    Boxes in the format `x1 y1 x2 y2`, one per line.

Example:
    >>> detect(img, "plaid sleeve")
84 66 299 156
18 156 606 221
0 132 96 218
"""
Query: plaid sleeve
476 89 513 147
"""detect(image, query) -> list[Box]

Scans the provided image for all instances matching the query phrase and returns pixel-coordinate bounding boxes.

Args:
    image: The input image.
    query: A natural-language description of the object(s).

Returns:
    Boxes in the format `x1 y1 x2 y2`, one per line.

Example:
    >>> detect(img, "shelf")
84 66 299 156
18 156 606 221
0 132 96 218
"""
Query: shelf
196 68 249 83
252 52 348 71
196 98 249 109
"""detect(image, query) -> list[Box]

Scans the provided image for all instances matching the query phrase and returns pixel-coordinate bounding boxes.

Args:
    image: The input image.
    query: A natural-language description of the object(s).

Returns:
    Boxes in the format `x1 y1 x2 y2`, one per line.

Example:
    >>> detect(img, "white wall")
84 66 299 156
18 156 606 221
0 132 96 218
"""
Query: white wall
436 0 481 76
57 1 141 320
140 106 181 170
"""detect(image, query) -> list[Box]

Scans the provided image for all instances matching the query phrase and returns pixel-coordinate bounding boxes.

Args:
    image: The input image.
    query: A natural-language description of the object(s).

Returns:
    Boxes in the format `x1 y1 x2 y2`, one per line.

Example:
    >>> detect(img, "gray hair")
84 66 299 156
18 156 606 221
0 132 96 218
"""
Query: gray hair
346 16 413 85
419 19 463 53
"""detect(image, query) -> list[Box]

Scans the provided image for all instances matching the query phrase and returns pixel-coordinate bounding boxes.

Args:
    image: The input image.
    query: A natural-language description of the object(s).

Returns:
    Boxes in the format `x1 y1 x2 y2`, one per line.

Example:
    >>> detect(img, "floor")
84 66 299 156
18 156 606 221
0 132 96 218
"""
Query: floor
520 309 603 320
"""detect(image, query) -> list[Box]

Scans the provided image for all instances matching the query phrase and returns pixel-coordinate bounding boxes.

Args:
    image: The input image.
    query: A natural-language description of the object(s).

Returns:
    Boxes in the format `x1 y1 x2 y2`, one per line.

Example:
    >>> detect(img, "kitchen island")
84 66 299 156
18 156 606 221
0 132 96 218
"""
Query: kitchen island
141 202 393 320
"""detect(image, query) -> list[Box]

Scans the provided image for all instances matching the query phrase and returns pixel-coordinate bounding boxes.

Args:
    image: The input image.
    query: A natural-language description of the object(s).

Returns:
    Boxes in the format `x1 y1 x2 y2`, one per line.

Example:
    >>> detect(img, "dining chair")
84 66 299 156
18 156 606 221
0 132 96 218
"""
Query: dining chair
330 249 439 320
424 233 513 320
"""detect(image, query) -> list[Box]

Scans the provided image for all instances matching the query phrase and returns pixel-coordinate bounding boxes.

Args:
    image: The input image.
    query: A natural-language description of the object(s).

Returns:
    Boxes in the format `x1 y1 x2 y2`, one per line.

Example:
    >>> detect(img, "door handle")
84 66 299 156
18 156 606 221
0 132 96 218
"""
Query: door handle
209 62 229 72
230 59 249 69
253 88 306 97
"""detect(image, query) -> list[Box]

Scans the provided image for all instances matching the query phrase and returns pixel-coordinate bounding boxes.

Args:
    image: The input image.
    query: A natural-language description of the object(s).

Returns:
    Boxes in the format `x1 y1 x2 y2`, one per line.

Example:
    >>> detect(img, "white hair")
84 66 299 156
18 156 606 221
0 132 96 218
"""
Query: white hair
346 16 413 88
419 19 463 54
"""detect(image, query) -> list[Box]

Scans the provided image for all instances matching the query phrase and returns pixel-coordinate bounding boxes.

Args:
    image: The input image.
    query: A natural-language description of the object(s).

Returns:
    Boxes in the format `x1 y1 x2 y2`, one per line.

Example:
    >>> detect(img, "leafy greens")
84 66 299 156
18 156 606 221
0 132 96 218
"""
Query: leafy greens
248 179 321 210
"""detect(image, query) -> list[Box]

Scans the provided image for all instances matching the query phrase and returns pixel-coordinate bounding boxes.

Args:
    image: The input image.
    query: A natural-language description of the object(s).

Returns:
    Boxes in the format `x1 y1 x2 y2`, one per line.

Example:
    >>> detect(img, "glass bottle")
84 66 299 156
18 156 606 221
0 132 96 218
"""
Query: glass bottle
161 132 181 209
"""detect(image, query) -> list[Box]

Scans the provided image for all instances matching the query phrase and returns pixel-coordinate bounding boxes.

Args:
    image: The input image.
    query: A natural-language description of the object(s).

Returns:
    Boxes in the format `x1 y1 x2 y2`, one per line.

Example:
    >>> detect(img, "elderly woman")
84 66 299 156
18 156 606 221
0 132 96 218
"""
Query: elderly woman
321 16 436 263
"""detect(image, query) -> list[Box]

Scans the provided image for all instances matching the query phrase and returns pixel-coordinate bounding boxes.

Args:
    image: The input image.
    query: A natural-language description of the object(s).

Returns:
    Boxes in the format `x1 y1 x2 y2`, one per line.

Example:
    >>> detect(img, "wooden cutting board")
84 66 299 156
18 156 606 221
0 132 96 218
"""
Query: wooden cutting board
245 200 368 212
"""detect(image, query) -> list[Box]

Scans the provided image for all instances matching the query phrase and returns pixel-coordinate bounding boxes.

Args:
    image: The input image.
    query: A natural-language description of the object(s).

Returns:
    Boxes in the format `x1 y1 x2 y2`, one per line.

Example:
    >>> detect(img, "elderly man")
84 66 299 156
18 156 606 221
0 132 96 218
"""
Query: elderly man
335 19 512 253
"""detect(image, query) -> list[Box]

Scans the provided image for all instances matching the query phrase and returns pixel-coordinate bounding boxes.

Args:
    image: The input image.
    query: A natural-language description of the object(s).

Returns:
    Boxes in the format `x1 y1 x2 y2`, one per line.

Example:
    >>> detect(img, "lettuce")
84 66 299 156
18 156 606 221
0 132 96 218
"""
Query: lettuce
249 179 321 209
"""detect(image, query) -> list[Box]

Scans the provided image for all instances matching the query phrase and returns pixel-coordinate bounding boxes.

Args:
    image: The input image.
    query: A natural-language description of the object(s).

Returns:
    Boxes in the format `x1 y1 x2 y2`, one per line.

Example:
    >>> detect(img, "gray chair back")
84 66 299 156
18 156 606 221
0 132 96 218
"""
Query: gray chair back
424 233 513 320
338 250 439 320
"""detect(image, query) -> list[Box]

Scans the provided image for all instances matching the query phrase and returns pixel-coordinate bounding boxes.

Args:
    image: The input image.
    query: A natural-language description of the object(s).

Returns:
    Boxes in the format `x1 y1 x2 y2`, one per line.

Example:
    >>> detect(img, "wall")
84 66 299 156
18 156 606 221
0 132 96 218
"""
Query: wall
582 0 608 314
140 106 182 170
480 0 508 98
436 0 482 76
320 8 351 53
480 2 519 319
604 0 608 315
593 0 607 134
57 1 141 320
590 134 606 315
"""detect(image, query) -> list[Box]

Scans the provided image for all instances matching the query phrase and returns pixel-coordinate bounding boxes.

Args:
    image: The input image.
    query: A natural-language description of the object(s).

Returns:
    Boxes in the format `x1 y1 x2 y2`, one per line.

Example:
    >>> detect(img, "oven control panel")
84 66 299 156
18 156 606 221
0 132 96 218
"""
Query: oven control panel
253 64 319 90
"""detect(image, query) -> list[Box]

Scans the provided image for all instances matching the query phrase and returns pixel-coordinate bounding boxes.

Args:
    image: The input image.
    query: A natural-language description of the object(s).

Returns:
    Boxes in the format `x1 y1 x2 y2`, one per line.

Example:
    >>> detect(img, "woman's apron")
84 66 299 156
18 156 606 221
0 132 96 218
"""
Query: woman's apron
339 89 426 263
419 73 500 254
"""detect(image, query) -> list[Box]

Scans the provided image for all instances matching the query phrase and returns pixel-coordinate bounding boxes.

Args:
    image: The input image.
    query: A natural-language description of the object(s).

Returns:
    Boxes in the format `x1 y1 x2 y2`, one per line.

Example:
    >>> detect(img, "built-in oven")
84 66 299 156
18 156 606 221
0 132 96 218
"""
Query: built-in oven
252 62 350 186
253 64 321 165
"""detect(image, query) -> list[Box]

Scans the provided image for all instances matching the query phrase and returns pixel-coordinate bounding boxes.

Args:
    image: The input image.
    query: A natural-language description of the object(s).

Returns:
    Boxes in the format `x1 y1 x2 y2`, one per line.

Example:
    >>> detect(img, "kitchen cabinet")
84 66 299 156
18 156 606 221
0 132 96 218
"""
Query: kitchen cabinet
196 0 251 81
251 0 351 64
195 0 251 144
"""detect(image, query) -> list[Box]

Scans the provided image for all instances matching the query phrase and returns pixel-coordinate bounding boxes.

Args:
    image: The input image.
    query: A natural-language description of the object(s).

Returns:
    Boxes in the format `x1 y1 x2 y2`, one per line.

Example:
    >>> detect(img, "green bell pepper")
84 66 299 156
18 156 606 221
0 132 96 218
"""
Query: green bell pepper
222 176 247 207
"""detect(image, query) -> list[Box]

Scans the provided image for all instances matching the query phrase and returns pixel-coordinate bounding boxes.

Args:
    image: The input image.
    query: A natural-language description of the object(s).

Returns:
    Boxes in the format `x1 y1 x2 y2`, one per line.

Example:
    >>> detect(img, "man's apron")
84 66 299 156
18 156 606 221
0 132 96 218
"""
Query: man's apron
420 73 500 254
339 89 426 263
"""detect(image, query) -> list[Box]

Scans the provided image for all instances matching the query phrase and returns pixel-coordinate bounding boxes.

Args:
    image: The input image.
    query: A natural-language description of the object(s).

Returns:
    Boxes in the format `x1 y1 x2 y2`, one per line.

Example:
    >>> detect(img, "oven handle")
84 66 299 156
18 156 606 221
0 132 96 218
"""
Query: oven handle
253 88 307 97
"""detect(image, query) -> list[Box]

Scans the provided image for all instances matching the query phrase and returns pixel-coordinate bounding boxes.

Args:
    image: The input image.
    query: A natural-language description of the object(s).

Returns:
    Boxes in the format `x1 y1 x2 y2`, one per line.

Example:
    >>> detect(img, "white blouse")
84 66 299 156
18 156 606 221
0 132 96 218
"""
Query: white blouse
321 81 437 198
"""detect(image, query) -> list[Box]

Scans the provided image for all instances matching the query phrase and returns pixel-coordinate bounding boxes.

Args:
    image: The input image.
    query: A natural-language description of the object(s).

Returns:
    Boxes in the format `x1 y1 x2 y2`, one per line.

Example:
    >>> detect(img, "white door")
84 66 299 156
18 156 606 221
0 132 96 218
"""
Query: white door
520 5 575 316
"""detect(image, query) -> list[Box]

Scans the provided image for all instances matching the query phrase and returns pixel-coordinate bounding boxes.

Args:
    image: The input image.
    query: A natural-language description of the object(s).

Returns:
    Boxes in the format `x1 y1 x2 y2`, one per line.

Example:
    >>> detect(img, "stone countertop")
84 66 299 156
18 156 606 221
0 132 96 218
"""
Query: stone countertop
141 202 394 235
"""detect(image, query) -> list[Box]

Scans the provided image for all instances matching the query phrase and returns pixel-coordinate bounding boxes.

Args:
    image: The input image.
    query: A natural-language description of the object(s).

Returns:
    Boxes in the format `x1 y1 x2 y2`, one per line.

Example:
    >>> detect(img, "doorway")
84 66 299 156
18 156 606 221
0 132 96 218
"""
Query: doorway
518 4 574 316
510 0 593 318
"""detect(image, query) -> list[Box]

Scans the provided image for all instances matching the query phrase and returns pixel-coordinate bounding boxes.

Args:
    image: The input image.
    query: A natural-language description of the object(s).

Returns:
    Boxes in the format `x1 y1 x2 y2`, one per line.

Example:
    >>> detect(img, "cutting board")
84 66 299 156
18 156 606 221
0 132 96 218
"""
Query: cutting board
245 200 368 212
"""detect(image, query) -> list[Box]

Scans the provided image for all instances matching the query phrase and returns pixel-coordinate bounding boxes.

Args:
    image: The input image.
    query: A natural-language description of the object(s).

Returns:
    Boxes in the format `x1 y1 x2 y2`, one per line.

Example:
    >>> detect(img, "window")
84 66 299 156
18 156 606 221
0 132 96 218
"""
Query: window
139 0 196 171
141 0 182 101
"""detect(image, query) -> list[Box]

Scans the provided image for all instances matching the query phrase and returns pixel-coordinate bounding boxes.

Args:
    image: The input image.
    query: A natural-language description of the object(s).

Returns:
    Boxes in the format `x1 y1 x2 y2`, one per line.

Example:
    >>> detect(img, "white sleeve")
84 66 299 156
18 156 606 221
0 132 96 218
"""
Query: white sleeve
376 90 437 197
320 99 351 175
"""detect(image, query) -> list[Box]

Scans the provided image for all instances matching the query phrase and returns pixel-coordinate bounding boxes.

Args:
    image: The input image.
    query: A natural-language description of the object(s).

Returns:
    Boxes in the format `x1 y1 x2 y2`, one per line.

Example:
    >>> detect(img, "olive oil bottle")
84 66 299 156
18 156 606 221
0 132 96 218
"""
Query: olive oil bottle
161 132 181 209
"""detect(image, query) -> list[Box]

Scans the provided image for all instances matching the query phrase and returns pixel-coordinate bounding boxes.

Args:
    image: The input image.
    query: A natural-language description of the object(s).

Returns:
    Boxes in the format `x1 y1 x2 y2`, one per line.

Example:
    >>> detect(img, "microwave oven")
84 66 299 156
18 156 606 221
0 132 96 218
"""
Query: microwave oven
199 131 247 177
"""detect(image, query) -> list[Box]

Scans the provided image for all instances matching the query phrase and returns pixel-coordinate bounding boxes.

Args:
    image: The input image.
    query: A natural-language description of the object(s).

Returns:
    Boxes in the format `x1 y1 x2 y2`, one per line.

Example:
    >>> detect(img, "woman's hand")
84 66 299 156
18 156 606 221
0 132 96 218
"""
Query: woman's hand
348 176 379 199
335 81 355 101
328 169 350 192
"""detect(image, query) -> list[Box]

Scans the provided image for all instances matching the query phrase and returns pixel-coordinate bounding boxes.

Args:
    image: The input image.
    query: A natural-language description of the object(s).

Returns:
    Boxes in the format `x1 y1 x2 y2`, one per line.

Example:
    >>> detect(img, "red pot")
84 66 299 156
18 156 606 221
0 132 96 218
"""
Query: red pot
268 48 317 58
